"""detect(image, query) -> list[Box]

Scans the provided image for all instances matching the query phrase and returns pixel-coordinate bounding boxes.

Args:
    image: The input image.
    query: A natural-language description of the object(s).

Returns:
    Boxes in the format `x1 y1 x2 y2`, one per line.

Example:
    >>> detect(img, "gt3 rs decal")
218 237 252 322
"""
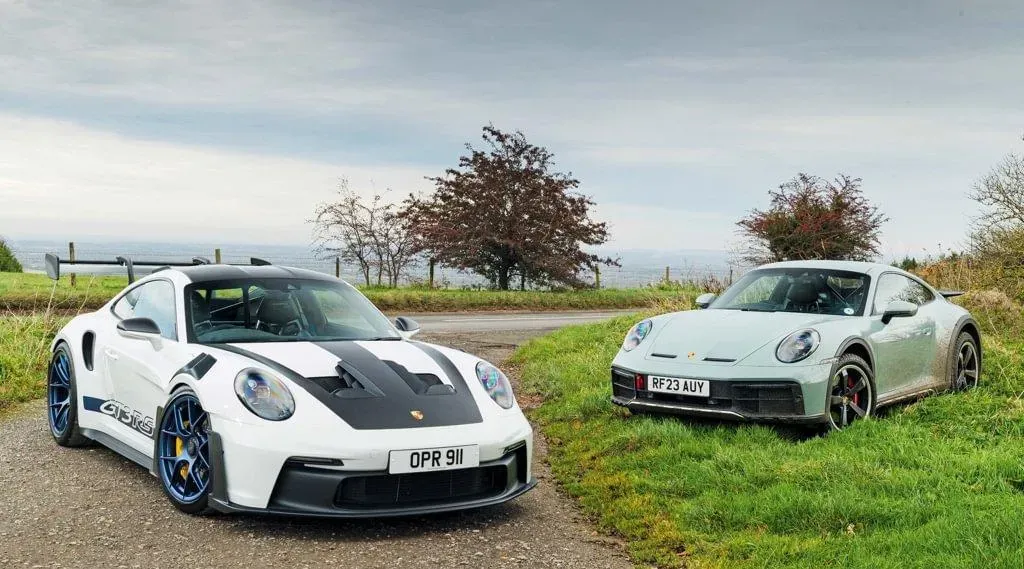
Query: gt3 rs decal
209 342 483 430
83 396 155 437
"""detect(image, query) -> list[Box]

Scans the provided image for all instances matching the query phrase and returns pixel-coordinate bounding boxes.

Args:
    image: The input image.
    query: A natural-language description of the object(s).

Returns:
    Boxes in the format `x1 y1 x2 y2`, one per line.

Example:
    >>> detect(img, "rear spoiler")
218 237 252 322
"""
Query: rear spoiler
44 253 273 284
938 290 965 298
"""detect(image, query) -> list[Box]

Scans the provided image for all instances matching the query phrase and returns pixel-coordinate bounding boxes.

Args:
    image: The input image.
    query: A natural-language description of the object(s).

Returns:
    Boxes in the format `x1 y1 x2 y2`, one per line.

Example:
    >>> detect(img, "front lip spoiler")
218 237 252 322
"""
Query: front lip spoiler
207 478 538 519
612 396 827 425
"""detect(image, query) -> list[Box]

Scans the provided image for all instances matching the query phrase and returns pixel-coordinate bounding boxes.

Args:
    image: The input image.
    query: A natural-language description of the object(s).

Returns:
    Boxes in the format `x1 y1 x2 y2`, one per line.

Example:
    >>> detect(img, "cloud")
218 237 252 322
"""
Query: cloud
0 114 434 244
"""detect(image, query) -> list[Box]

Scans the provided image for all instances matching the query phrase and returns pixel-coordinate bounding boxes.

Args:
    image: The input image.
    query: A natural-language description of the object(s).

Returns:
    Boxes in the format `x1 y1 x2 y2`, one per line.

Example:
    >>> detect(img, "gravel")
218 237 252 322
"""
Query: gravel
0 329 631 569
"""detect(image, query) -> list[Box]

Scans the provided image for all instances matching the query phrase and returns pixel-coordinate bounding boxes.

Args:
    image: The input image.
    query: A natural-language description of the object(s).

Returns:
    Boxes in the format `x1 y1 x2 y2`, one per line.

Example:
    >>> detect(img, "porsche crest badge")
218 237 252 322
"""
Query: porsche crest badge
410 410 424 421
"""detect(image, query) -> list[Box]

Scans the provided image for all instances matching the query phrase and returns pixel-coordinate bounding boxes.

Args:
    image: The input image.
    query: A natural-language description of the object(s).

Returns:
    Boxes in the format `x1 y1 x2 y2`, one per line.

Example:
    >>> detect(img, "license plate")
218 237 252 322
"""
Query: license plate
647 375 710 398
388 445 480 474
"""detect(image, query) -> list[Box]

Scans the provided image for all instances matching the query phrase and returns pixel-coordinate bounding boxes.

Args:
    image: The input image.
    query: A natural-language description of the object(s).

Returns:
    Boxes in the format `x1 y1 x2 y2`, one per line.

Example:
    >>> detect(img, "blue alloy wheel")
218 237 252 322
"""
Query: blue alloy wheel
47 350 73 436
158 392 212 507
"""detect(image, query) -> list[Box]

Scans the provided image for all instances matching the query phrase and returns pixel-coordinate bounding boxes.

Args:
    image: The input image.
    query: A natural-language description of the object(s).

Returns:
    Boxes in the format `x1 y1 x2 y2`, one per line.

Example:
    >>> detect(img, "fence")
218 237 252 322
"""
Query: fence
9 240 743 291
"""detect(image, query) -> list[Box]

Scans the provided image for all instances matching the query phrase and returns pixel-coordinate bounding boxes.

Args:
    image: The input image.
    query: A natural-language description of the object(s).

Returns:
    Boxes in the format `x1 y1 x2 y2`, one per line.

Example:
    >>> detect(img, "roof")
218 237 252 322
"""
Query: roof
173 264 341 284
755 260 895 275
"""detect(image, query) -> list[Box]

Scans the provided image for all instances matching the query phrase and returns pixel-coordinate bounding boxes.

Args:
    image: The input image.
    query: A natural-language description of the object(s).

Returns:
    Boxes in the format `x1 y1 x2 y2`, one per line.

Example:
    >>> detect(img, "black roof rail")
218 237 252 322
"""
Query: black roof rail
250 257 272 266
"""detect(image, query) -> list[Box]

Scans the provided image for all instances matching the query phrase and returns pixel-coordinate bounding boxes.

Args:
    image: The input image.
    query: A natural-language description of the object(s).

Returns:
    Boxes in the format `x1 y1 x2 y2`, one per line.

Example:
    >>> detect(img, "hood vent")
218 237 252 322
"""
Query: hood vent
384 360 455 396
703 357 737 363
650 352 678 359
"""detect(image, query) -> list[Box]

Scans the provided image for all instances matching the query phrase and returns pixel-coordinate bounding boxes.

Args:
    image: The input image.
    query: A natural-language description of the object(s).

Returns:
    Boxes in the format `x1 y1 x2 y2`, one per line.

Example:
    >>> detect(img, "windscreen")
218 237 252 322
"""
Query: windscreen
186 278 400 343
711 268 870 316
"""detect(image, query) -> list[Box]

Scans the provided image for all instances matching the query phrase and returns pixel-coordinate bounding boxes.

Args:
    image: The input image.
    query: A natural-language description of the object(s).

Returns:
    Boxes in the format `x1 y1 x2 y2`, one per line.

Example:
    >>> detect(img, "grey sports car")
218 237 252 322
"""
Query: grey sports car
611 261 981 430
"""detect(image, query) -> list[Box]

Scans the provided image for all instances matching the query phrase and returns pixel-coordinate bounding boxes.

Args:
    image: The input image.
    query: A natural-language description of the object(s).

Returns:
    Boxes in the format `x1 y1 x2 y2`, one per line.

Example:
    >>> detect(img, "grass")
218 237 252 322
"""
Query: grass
0 313 66 412
0 272 698 313
510 301 1024 568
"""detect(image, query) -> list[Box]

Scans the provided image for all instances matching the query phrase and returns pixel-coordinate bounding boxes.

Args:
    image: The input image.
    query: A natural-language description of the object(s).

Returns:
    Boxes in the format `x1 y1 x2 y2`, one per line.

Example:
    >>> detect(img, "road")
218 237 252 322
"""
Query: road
398 310 635 333
0 311 632 569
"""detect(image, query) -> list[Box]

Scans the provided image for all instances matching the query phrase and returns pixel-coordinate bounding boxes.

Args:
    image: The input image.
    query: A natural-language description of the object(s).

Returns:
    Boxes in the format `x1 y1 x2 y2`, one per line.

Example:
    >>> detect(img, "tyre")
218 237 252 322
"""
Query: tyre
825 353 875 431
950 332 980 391
47 344 90 447
156 387 215 515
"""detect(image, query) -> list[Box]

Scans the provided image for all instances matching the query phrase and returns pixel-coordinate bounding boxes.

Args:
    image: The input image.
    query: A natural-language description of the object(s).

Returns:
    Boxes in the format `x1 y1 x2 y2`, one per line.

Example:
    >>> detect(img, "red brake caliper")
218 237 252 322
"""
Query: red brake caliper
848 376 860 407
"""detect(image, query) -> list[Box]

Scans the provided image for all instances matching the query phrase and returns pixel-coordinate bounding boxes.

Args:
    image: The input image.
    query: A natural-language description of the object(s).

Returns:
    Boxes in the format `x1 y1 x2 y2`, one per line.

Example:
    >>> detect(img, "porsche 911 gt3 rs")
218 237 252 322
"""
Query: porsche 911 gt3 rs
44 254 535 516
611 261 982 430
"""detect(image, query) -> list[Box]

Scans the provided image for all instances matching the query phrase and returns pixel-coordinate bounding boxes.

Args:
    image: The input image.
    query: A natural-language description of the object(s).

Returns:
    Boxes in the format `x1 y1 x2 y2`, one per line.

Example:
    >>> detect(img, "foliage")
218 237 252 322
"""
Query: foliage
0 237 23 273
401 125 616 290
311 178 418 287
511 306 1024 568
737 174 887 265
894 255 919 271
0 313 66 411
0 271 698 313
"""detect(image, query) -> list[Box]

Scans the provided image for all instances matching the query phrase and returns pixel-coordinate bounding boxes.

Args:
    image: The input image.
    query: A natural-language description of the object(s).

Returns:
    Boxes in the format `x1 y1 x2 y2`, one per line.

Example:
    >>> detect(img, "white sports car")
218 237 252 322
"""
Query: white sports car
44 255 535 516
611 261 982 430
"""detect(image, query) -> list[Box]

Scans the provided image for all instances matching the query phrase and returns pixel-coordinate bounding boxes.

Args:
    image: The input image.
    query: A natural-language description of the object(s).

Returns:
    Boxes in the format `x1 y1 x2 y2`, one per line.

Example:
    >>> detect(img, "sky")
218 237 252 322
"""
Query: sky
1 0 1023 259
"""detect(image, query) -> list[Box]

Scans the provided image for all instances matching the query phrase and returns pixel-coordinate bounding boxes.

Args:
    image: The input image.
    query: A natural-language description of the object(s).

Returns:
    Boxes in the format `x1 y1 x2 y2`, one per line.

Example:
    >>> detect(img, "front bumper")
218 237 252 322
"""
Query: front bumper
208 436 536 518
610 366 829 424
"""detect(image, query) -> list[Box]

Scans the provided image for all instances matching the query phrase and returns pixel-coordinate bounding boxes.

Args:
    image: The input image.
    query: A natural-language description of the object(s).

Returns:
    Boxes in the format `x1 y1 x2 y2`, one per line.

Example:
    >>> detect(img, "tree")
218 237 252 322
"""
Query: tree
737 173 887 265
311 179 418 287
401 125 615 290
0 237 22 273
968 147 1024 262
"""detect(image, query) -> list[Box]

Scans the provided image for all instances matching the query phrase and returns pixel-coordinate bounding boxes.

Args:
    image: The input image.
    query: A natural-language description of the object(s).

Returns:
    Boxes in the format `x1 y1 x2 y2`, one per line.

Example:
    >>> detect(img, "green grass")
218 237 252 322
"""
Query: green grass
0 313 67 411
510 306 1024 568
0 272 697 313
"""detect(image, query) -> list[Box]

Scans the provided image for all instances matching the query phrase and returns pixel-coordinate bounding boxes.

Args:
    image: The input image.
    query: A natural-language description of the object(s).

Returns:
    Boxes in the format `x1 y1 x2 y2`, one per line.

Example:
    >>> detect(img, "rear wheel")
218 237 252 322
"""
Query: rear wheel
826 354 875 431
47 344 90 447
157 388 214 515
950 332 980 391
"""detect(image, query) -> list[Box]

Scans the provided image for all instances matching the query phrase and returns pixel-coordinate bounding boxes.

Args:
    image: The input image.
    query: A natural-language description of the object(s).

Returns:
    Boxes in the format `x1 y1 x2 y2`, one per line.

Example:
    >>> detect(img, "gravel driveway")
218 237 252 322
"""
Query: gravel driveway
0 329 631 569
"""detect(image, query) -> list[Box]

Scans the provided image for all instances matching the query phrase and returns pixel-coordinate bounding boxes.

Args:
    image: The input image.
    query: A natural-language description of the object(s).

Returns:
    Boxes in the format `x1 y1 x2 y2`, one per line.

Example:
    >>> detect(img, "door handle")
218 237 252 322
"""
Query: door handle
104 348 120 361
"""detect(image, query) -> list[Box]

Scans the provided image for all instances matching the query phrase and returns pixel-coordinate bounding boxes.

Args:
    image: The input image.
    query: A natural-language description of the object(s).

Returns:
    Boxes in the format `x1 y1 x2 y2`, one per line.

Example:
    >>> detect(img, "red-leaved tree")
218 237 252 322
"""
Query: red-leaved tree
737 174 887 264
400 126 615 290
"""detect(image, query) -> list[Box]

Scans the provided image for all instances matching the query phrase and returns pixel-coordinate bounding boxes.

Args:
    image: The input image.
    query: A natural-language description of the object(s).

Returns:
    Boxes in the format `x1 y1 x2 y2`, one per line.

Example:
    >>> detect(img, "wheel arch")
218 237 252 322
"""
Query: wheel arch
835 337 874 373
950 315 983 378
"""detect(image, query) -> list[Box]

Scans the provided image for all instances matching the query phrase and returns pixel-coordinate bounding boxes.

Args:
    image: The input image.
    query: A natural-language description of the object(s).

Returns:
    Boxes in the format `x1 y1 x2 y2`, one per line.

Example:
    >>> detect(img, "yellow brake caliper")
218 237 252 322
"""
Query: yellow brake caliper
176 420 190 480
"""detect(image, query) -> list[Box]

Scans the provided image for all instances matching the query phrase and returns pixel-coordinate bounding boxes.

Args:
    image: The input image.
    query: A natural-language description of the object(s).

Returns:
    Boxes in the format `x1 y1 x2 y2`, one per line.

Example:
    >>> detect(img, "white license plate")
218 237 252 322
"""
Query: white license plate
388 445 480 474
648 375 710 398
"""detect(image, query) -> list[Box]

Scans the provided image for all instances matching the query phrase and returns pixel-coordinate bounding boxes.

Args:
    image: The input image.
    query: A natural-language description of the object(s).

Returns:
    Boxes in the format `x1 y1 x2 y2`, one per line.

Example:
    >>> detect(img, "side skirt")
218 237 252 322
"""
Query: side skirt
876 381 945 408
79 427 152 471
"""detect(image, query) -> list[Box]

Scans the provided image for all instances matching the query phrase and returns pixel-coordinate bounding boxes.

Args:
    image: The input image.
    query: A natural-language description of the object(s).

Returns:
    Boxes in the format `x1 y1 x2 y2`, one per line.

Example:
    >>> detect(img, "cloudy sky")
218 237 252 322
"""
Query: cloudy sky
1 0 1022 257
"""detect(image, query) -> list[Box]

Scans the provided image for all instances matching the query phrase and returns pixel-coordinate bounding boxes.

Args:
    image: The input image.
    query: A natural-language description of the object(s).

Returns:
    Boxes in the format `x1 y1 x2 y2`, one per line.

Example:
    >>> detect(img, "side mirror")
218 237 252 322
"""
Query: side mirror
394 316 421 338
45 253 61 280
117 317 164 349
695 293 717 309
881 300 918 324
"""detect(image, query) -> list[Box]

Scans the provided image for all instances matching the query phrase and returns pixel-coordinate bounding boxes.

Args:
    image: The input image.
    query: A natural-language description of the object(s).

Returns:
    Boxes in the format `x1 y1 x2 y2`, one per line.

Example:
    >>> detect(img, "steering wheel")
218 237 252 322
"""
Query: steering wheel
279 319 303 337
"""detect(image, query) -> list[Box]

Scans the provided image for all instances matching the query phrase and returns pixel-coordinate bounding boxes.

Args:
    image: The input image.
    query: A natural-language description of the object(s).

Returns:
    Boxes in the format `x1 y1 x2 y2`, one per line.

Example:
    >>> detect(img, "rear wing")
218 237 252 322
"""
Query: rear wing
44 253 272 284
938 290 964 298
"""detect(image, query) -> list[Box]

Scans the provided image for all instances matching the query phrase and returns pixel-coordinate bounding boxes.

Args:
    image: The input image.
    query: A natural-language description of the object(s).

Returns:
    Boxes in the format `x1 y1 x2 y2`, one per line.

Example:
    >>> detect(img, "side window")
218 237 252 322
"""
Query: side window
112 287 141 319
873 274 932 314
129 281 178 340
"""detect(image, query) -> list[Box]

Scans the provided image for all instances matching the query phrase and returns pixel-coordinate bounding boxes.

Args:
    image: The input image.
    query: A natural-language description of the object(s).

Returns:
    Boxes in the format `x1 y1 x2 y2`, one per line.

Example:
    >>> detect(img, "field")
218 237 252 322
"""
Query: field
510 297 1024 568
0 272 696 313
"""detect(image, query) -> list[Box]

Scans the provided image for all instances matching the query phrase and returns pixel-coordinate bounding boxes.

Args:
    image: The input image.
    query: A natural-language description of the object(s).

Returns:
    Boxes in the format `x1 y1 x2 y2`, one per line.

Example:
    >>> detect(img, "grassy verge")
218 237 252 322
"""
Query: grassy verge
0 272 697 313
0 313 67 412
510 301 1024 568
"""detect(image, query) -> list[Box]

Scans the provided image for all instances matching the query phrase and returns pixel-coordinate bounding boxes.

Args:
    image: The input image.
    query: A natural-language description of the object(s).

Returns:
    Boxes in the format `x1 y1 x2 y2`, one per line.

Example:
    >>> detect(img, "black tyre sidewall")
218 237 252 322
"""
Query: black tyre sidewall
825 353 875 431
158 387 213 515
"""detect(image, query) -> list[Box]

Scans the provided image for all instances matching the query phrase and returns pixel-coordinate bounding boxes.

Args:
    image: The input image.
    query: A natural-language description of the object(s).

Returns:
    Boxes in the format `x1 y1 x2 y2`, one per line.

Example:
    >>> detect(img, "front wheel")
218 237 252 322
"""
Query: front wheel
825 354 875 431
47 345 90 447
157 388 214 515
950 332 980 391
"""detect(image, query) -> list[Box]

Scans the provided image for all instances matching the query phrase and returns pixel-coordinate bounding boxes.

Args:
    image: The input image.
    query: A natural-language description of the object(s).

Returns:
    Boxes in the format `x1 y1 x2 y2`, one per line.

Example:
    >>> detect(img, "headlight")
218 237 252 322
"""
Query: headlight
776 329 821 363
475 362 514 409
622 319 653 352
233 368 295 420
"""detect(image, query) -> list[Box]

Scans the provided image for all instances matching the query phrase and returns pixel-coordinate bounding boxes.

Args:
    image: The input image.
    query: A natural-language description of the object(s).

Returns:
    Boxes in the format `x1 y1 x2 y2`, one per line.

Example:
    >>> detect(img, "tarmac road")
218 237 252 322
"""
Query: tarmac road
0 314 633 569
397 310 635 333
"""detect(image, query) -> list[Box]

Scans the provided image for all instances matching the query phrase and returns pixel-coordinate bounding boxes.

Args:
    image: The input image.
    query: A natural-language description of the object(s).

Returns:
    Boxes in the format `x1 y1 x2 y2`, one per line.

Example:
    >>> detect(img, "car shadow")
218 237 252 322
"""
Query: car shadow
632 411 820 442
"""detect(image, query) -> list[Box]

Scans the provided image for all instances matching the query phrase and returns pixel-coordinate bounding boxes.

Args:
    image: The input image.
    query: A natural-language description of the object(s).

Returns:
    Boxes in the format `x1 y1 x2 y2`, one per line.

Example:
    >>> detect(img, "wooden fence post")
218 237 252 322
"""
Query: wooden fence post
594 264 601 289
664 266 670 284
69 242 76 287
428 258 436 289
214 248 222 264
335 257 341 278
